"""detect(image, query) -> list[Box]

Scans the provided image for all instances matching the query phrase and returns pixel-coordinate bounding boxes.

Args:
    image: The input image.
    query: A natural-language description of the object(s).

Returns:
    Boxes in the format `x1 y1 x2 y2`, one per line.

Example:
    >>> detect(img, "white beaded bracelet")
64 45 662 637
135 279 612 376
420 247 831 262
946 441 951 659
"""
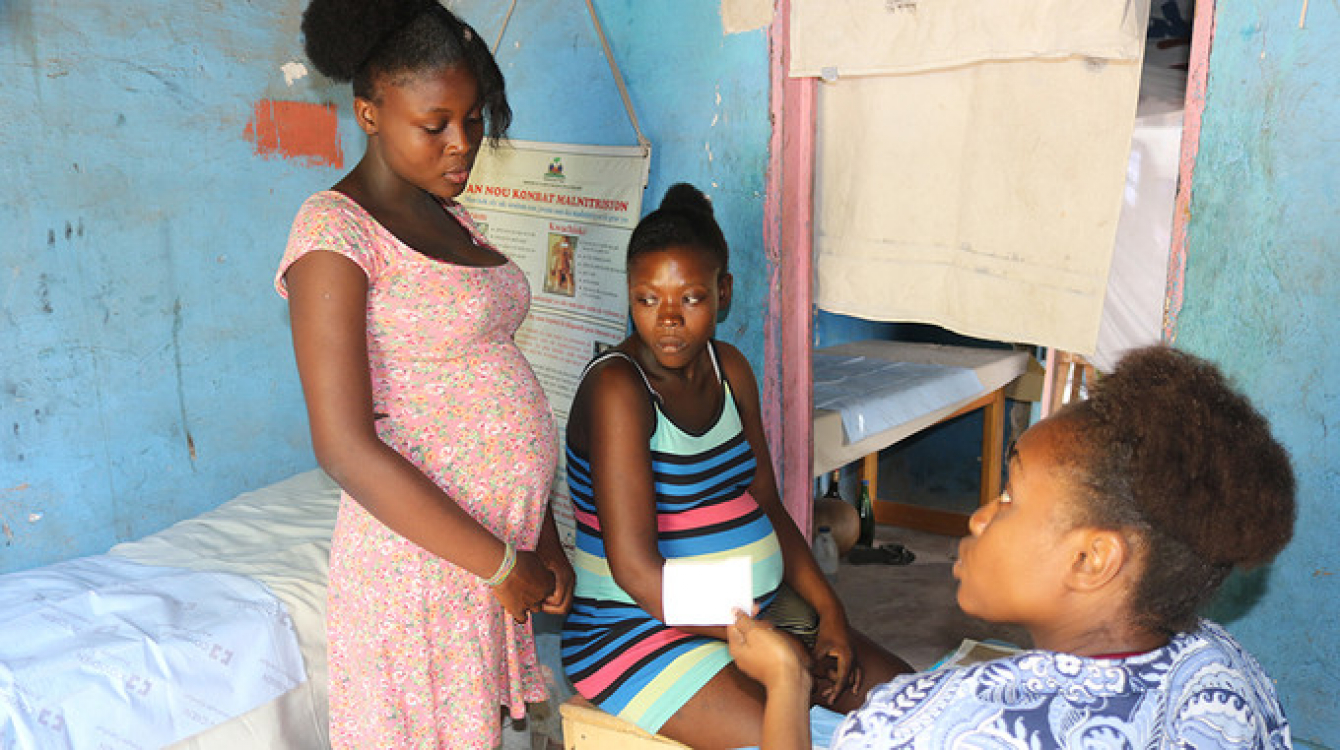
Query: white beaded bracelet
484 542 516 587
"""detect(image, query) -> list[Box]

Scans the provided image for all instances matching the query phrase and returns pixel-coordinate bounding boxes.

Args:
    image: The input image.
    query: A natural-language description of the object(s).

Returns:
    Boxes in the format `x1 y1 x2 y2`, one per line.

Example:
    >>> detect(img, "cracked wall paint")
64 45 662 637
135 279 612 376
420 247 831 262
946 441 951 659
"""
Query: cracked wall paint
1 0 329 573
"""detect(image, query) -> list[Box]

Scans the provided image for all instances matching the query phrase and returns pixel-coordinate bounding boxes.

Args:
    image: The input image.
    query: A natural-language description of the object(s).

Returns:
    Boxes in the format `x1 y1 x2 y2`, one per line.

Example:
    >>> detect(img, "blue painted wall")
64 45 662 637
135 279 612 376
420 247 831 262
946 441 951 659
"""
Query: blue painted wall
0 0 336 572
0 0 771 575
1180 4 1339 746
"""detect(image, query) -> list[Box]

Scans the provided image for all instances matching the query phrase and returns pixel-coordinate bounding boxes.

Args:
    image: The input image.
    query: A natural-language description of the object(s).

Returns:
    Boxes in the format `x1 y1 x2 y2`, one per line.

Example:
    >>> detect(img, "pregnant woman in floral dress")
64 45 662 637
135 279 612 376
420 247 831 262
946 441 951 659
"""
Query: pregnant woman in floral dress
277 1 573 747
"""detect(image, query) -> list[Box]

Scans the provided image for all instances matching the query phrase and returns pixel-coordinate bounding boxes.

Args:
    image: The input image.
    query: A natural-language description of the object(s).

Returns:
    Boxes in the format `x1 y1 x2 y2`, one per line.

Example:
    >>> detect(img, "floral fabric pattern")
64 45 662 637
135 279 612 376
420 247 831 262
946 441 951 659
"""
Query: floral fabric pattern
830 621 1290 749
276 191 558 749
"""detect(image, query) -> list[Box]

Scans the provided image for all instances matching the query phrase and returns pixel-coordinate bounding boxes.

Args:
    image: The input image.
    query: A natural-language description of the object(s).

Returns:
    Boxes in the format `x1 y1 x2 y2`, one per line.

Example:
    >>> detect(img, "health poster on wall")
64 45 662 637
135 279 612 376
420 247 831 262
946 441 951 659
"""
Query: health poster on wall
460 140 650 546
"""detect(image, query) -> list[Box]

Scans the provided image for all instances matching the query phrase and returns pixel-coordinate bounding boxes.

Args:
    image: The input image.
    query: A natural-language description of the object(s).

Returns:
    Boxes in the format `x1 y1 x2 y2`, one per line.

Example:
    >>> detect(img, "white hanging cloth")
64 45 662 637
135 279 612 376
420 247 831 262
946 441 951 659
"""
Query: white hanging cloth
791 0 1145 78
797 0 1149 355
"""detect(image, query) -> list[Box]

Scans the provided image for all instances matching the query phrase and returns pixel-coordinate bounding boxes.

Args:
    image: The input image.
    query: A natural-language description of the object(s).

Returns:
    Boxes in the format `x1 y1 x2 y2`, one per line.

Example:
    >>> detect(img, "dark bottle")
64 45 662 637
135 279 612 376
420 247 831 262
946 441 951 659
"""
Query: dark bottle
823 477 843 502
856 478 876 547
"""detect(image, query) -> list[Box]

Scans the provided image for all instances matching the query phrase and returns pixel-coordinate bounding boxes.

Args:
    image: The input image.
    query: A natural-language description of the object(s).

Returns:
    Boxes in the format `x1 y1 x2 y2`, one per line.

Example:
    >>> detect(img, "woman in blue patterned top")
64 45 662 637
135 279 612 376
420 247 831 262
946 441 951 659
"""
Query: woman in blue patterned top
560 184 911 749
729 345 1297 749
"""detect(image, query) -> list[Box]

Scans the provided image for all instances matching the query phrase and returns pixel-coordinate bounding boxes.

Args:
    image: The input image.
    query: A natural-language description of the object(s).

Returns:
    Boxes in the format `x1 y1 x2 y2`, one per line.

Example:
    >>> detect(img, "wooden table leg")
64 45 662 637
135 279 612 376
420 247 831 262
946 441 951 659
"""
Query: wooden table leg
979 388 1006 508
862 387 1008 538
861 452 878 500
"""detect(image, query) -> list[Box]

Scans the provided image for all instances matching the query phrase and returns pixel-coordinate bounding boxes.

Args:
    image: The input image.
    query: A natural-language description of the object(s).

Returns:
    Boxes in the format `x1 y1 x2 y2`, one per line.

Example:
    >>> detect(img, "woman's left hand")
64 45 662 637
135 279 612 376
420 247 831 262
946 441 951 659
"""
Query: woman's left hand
810 619 858 705
537 544 576 615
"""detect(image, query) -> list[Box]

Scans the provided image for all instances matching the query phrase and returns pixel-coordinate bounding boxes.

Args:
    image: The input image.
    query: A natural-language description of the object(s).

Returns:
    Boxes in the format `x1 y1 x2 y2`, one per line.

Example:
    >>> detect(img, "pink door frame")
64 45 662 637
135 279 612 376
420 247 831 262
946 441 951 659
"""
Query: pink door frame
1164 0 1214 342
764 0 817 533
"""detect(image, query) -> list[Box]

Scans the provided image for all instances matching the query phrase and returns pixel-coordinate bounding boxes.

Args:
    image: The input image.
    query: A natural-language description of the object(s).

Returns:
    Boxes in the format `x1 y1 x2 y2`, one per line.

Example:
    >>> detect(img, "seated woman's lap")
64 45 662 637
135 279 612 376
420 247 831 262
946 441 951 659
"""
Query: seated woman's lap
657 661 766 750
657 625 909 748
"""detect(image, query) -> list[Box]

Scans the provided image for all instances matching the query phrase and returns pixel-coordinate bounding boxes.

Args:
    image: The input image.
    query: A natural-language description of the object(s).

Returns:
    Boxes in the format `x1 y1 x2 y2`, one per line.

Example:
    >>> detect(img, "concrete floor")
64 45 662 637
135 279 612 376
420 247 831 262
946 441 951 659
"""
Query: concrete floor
831 524 1031 670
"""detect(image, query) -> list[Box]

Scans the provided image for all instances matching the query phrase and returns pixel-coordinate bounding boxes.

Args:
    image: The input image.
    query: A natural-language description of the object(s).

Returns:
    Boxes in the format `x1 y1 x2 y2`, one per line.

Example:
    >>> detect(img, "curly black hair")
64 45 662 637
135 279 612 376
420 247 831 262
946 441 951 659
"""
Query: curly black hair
300 0 511 141
627 183 730 275
1058 345 1296 635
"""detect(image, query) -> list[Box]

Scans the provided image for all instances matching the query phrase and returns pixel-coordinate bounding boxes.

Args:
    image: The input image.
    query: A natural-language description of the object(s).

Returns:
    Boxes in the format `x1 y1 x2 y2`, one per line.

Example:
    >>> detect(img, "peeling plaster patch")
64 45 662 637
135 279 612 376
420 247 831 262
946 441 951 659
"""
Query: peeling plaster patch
3 485 31 544
704 140 714 163
243 100 344 167
281 61 309 86
721 0 772 34
27 513 41 523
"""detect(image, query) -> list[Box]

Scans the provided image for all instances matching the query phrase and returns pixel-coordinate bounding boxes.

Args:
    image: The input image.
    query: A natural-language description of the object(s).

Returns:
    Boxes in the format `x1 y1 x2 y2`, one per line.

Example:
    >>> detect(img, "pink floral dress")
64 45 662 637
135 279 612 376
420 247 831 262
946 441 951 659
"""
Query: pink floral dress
276 191 558 749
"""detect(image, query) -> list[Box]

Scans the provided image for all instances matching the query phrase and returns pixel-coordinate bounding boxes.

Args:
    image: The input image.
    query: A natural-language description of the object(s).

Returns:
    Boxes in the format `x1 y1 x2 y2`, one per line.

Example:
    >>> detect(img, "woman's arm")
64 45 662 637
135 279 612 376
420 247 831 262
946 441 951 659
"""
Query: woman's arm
728 611 813 750
284 251 553 619
575 358 727 638
717 343 858 698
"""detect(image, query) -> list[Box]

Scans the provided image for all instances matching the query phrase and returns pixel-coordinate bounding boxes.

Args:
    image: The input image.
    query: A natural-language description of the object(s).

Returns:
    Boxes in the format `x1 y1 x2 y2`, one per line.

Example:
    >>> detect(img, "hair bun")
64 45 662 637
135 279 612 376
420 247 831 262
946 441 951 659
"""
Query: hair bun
301 0 436 82
1099 347 1296 567
659 183 715 217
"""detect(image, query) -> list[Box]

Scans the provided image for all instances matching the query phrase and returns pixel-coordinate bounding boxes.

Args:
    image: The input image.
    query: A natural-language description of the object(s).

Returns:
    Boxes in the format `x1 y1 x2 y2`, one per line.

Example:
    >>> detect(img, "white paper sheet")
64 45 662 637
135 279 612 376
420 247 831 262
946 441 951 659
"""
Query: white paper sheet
812 355 983 444
662 557 753 626
1092 66 1186 373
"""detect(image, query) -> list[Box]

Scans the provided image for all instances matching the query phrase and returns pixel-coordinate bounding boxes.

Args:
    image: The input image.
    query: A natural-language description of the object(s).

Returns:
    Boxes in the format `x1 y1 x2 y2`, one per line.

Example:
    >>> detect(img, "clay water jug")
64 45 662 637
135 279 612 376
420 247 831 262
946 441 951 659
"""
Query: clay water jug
813 477 859 555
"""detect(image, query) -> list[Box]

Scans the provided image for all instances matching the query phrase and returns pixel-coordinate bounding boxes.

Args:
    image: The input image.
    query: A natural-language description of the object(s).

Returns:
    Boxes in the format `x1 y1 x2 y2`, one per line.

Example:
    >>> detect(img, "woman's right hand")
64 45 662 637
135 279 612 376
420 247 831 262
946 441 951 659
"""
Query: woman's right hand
727 610 813 693
493 549 556 623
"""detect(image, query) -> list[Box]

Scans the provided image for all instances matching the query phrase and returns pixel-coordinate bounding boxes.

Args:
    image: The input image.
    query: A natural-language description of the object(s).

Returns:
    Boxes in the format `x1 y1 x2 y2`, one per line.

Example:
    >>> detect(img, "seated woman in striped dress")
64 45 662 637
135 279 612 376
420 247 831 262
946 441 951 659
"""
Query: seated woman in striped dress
560 184 912 750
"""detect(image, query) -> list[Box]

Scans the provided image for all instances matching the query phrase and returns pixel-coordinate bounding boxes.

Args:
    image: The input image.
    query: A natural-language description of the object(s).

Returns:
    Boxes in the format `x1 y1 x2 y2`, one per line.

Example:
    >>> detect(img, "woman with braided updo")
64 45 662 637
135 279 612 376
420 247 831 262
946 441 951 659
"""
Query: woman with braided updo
729 345 1298 749
274 1 573 746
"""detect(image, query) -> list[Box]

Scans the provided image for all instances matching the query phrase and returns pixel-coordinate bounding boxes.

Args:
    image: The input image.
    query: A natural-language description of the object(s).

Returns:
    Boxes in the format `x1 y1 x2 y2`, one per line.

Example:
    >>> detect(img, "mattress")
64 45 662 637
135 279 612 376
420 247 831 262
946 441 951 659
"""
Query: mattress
0 469 340 750
111 469 340 750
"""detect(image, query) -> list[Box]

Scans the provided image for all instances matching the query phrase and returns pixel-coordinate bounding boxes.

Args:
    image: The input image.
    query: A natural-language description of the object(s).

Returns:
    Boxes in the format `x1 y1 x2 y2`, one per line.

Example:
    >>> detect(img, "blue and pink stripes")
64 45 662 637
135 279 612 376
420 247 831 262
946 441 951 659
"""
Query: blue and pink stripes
561 380 784 733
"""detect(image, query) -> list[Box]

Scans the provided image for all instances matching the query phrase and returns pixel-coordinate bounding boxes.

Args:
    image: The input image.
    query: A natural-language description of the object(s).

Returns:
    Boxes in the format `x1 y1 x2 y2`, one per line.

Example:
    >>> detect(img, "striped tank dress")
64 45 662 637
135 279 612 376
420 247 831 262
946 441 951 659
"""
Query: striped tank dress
560 344 785 733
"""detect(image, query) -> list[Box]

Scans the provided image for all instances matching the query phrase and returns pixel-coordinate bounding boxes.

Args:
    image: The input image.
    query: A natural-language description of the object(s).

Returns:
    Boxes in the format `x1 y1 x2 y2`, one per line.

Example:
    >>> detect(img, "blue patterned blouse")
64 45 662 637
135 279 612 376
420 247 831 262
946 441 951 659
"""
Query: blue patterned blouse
829 620 1290 749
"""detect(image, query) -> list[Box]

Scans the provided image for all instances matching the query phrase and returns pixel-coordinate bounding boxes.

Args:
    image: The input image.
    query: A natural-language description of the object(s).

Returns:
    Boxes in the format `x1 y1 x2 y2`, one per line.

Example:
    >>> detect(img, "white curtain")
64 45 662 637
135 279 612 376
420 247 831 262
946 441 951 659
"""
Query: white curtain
795 0 1149 355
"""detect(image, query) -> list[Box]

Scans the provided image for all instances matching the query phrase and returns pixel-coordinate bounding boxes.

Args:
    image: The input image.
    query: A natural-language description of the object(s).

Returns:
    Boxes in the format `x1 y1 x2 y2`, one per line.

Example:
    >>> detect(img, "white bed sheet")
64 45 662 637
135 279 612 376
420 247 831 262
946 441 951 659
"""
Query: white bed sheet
0 556 305 750
109 469 340 750
1093 65 1187 373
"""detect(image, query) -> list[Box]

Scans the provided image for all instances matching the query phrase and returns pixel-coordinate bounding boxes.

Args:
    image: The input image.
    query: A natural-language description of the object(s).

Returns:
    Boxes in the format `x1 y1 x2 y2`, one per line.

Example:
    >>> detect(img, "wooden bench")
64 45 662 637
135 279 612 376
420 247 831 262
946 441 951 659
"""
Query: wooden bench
559 697 690 750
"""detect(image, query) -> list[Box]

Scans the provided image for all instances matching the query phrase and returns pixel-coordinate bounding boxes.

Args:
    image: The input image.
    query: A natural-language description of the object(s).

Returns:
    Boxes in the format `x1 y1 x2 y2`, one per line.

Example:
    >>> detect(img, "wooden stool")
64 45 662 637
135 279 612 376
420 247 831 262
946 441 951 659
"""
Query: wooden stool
560 696 690 749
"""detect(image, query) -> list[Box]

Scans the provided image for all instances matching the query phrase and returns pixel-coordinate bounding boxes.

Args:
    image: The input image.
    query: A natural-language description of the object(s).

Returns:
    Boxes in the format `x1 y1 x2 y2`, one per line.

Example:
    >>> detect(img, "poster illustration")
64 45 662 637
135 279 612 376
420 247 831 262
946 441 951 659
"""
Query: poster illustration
460 140 651 544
